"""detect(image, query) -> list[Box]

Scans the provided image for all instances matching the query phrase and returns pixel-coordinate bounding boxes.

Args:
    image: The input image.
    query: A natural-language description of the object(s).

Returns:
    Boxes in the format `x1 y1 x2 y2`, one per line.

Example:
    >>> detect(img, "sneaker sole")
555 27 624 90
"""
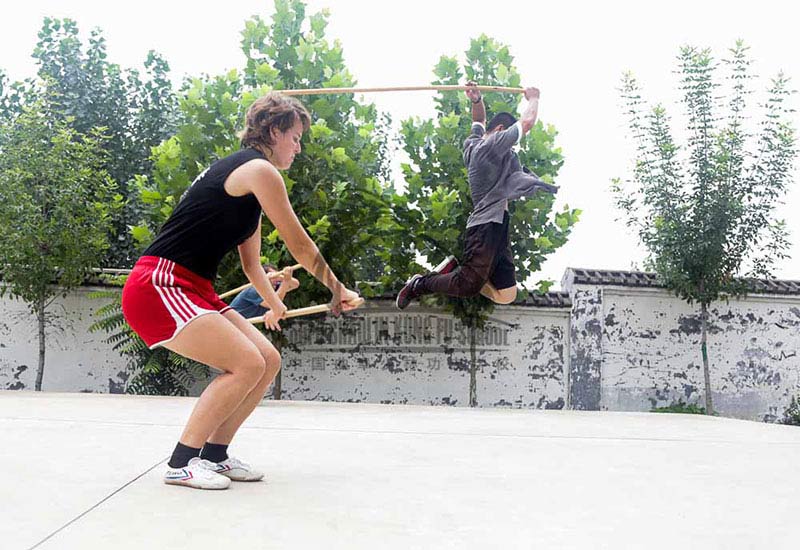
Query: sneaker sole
223 474 265 482
217 467 265 482
396 275 422 310
396 289 412 310
164 478 231 490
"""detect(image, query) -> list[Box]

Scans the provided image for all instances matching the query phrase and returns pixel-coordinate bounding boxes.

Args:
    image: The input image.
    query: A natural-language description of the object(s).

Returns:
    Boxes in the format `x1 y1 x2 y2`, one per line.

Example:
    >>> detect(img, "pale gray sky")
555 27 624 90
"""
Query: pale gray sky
3 0 799 288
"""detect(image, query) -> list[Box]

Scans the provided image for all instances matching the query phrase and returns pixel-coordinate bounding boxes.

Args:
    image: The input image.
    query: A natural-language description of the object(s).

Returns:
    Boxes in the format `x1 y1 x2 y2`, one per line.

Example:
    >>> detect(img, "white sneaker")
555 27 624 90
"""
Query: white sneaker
212 456 264 481
164 456 231 490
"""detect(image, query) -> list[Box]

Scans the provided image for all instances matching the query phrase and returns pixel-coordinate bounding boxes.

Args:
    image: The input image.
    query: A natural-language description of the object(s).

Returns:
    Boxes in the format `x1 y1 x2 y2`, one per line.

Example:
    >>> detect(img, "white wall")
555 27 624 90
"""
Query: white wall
4 282 798 421
278 302 569 408
0 289 570 409
0 286 130 392
571 284 800 421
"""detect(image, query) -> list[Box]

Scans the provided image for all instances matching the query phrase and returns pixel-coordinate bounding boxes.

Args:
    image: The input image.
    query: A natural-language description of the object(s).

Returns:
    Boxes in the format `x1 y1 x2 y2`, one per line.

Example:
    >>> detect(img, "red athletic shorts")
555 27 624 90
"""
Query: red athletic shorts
122 256 231 349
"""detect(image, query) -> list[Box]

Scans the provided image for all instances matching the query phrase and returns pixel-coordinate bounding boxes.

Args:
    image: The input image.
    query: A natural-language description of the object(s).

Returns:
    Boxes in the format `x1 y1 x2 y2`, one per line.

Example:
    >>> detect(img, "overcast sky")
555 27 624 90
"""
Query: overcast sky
3 0 799 289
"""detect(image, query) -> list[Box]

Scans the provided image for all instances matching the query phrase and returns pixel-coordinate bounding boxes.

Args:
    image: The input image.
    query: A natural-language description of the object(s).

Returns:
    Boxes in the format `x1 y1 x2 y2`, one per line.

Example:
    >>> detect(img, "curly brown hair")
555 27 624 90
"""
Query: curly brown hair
239 92 311 153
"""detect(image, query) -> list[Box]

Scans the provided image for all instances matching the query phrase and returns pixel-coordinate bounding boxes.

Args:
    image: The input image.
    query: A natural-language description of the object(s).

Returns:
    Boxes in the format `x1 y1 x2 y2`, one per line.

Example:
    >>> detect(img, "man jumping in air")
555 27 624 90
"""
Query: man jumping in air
396 82 558 309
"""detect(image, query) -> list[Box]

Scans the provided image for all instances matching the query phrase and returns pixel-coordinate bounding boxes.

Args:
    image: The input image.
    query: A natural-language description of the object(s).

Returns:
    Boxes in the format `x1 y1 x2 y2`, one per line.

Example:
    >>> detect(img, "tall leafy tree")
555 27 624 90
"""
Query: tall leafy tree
127 0 413 395
401 35 580 406
137 0 405 292
613 41 796 415
4 17 180 267
0 99 118 390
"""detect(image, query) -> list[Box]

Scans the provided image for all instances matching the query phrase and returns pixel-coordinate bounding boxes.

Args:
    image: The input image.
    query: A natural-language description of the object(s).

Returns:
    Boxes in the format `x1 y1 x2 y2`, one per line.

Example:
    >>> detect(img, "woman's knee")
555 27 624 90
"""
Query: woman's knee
234 349 267 389
261 345 281 377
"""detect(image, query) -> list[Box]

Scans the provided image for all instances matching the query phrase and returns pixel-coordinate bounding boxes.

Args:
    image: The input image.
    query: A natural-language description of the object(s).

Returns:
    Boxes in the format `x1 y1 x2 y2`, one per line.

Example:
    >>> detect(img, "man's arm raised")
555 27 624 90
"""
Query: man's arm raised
465 80 486 126
519 86 540 136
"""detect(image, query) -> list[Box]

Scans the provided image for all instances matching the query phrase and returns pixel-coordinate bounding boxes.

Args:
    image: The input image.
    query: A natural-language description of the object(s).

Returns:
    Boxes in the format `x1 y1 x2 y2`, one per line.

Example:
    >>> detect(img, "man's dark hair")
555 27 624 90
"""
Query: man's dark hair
487 112 518 133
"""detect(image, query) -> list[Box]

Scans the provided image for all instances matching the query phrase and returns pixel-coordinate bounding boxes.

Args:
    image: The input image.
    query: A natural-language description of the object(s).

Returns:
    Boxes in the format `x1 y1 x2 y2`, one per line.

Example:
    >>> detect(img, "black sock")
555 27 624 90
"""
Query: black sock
168 442 201 469
200 442 229 463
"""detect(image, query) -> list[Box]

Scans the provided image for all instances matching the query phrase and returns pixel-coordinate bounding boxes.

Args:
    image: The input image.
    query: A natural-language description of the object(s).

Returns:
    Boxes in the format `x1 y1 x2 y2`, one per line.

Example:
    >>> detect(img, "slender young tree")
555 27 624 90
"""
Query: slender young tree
0 99 117 390
613 41 796 415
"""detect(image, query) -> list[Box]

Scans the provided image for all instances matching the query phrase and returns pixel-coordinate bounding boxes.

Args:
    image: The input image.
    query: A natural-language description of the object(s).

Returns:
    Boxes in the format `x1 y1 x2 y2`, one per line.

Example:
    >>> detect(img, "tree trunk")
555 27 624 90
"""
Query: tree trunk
469 325 477 407
35 294 46 391
700 302 714 416
271 337 283 400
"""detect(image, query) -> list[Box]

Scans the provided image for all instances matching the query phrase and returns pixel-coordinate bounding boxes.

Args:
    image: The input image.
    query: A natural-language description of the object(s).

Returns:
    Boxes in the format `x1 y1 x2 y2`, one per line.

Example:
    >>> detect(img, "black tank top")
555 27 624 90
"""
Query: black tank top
143 148 266 280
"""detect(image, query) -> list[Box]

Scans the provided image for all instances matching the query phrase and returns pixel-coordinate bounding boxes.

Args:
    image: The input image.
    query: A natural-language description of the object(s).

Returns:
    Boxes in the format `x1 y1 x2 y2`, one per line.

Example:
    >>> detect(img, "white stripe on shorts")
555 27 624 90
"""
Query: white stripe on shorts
162 260 197 321
152 258 189 326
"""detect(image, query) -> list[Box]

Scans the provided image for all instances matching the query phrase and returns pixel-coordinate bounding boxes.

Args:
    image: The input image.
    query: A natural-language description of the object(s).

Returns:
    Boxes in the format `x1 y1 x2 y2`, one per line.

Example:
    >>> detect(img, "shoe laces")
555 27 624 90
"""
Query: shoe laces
223 456 250 470
187 457 224 478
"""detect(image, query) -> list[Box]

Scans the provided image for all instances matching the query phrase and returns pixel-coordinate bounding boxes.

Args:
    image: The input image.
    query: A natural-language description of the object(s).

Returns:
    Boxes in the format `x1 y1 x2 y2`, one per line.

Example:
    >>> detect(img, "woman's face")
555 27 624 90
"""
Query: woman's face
269 117 304 170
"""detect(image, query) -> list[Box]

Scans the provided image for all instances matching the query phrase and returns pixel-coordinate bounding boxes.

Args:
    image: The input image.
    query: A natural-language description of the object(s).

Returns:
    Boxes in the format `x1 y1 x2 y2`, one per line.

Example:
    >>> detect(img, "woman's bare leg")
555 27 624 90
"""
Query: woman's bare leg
163 313 266 448
205 310 281 445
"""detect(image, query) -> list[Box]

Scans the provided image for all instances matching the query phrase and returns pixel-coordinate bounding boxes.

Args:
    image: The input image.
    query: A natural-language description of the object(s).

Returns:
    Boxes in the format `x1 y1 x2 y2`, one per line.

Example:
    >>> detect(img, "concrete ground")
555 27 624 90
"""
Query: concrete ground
1 391 798 550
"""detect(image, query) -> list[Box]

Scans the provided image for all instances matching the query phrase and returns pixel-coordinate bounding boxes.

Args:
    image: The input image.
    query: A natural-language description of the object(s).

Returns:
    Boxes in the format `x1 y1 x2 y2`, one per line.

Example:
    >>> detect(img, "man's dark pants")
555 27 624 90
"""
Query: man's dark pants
419 211 516 297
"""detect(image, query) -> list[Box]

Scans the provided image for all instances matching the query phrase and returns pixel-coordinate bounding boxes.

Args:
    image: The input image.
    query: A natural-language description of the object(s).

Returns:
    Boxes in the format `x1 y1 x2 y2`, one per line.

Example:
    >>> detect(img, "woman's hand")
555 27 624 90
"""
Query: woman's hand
329 285 360 316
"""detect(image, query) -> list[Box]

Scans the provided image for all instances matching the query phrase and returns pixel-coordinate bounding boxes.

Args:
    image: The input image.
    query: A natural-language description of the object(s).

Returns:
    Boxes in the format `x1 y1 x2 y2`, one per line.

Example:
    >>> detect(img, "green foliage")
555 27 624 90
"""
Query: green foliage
89 280 210 396
0 98 117 306
614 41 797 416
0 97 118 390
135 0 410 307
127 0 413 394
0 70 35 122
1 17 179 267
780 396 800 426
614 41 796 305
651 400 709 415
400 34 579 328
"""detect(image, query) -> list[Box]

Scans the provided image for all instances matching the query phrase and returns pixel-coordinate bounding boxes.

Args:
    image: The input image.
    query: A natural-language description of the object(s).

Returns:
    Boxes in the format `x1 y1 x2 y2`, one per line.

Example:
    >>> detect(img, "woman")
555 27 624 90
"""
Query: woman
122 92 360 490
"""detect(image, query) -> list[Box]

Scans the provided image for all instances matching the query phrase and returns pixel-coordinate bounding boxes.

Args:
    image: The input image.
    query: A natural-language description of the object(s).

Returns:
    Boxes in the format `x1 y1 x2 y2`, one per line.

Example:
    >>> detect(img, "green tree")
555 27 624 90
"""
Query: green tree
0 99 118 391
613 41 796 415
3 17 180 267
136 0 404 290
125 0 413 395
400 35 580 406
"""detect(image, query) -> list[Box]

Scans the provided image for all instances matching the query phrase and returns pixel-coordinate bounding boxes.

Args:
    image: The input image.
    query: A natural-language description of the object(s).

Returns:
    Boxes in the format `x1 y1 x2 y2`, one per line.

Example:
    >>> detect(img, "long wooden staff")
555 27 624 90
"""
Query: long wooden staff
280 85 525 96
247 297 365 323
